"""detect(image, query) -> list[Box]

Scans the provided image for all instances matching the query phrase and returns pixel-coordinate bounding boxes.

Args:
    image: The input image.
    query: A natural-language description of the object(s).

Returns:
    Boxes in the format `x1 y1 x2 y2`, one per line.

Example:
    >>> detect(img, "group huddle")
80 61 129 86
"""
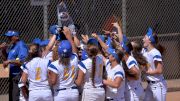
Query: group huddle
1 22 167 101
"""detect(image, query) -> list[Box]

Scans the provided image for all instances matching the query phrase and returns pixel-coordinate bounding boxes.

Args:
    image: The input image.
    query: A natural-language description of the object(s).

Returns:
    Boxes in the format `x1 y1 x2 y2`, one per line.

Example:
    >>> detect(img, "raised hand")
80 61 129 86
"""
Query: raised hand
81 34 89 44
0 42 7 49
102 30 111 35
112 22 120 28
91 33 98 39
63 26 72 40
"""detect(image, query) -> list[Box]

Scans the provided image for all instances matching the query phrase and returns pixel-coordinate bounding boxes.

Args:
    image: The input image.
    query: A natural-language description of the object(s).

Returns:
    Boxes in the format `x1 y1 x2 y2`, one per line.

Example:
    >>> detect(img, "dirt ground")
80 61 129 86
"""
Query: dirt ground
166 91 180 101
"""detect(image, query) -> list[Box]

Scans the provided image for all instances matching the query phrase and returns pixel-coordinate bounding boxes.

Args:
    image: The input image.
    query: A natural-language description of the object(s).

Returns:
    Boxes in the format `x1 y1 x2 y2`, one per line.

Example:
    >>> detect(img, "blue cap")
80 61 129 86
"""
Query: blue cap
120 41 130 53
107 48 120 62
40 39 49 46
87 38 99 47
32 38 41 45
49 25 60 35
81 50 88 60
58 40 72 58
146 27 156 44
4 31 20 37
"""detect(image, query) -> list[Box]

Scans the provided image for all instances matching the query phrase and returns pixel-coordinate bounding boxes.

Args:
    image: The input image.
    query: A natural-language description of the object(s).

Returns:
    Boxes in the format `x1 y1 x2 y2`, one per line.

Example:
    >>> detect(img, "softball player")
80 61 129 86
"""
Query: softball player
48 26 79 101
48 40 79 101
120 42 144 101
21 44 53 101
103 48 125 101
142 27 167 101
75 38 105 101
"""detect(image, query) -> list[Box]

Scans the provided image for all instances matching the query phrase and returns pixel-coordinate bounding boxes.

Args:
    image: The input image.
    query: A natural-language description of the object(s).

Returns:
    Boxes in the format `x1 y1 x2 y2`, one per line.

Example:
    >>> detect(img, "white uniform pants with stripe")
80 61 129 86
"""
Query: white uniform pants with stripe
125 83 144 101
29 89 53 101
81 87 105 101
54 89 79 101
125 86 144 101
143 81 167 101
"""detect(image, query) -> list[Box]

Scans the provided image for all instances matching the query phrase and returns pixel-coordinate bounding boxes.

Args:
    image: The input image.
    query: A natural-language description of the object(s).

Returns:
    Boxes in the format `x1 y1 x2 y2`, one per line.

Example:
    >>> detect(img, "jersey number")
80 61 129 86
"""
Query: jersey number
35 67 41 80
63 65 75 80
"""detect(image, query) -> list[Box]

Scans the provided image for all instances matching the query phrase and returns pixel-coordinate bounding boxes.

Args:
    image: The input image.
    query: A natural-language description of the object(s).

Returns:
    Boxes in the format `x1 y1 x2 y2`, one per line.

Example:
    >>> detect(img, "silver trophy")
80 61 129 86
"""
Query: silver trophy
57 1 76 35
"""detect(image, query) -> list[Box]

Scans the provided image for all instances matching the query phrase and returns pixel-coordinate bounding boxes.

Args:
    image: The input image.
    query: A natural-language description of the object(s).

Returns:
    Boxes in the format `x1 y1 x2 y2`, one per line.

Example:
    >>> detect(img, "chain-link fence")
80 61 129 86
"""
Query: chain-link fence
0 0 180 98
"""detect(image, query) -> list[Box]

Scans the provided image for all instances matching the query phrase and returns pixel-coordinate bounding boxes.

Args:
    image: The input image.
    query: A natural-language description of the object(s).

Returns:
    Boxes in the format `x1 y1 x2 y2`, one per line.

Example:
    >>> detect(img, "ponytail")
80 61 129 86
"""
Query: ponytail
87 44 99 87
91 56 96 87
154 44 165 55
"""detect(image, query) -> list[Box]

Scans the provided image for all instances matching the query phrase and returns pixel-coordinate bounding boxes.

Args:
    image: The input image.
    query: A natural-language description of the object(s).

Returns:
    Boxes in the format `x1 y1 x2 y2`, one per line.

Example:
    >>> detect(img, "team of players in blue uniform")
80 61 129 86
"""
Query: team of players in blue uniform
0 22 167 101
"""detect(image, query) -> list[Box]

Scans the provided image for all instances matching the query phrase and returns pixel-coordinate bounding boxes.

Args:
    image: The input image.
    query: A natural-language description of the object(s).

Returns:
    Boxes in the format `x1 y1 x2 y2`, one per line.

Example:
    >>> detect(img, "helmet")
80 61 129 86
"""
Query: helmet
87 38 99 47
58 40 72 58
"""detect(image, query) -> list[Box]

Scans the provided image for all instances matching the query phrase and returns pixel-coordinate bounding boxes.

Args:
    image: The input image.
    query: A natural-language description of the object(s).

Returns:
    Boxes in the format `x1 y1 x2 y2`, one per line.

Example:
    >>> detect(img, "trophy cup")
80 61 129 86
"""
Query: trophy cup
57 1 76 35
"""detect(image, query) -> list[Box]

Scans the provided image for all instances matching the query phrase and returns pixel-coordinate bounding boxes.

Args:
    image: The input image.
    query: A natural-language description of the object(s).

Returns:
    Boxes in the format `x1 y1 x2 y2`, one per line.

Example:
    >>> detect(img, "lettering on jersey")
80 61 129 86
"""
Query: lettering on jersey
63 65 75 80
35 67 41 80
71 65 75 79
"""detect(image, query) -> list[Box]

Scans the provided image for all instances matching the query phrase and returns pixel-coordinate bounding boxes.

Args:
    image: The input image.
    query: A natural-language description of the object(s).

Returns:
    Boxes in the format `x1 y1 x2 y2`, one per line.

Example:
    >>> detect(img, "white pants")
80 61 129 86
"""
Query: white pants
54 89 79 101
125 84 144 101
143 81 167 101
29 89 53 101
81 87 105 101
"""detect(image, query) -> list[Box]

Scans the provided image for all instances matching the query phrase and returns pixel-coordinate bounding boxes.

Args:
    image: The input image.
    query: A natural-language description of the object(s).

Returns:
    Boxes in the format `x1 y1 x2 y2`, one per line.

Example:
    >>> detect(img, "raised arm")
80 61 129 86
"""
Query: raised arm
92 33 108 50
112 22 123 43
63 27 78 54
42 35 57 58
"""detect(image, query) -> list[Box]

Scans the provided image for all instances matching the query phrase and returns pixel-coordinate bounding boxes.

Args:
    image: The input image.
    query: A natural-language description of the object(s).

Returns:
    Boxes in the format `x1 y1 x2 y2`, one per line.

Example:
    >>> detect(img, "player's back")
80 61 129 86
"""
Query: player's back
24 57 51 90
79 55 104 89
51 54 78 89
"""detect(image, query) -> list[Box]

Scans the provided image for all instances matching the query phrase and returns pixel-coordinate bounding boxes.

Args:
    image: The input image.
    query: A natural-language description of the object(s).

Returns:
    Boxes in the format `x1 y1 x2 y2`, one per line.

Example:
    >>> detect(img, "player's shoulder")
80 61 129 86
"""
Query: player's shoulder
115 64 124 71
50 60 59 66
126 56 138 65
127 56 136 62
150 48 162 56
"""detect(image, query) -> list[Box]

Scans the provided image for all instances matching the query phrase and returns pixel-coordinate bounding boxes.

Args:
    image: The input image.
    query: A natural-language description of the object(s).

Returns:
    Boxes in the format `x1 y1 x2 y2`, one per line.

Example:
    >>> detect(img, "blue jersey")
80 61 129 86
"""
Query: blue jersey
7 40 28 76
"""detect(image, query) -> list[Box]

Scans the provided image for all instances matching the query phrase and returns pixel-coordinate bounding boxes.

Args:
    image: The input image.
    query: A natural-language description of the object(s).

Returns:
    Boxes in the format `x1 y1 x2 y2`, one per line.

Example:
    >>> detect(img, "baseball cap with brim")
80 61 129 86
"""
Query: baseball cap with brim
58 40 72 58
4 31 20 37
32 38 41 45
146 27 156 44
40 39 49 46
120 41 130 53
107 48 120 62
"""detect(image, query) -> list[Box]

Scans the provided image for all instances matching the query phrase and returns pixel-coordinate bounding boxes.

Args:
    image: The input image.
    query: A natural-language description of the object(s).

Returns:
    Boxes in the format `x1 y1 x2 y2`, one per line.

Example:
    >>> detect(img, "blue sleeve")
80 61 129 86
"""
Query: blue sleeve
17 41 28 62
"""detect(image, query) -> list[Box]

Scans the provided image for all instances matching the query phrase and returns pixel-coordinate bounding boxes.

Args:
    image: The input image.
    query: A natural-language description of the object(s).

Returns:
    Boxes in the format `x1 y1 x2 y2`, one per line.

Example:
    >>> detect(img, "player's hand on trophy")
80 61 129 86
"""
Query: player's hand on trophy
91 33 98 39
63 26 72 40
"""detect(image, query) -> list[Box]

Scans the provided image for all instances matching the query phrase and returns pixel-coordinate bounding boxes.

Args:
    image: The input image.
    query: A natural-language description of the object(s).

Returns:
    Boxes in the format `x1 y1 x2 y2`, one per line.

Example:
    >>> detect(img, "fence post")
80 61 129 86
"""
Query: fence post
43 0 48 39
122 0 126 35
